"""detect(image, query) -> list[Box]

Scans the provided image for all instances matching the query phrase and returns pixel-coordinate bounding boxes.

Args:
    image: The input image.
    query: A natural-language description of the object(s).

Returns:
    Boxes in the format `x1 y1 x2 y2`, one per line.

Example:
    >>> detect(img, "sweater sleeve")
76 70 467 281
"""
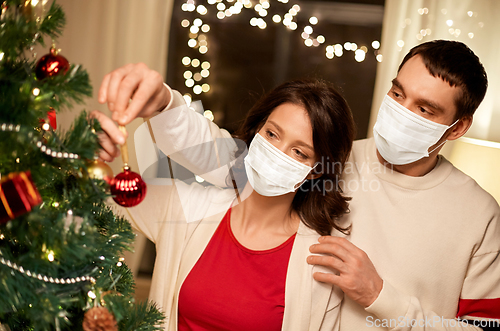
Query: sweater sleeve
111 180 182 244
456 210 500 326
112 179 230 244
365 210 500 331
365 281 482 330
147 86 239 188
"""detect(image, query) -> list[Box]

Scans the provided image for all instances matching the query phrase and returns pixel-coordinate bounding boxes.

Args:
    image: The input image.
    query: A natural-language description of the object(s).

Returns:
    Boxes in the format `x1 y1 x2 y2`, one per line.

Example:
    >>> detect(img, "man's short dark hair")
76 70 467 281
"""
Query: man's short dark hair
398 40 487 119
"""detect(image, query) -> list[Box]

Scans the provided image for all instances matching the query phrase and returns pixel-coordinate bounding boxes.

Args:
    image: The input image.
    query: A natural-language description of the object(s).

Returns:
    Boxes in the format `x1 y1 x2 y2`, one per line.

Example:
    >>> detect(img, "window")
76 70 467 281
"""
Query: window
167 0 384 139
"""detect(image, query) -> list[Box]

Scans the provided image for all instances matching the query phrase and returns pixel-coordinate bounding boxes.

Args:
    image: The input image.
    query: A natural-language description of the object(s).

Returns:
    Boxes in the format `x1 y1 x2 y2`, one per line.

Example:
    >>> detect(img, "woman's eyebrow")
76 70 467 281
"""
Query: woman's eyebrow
296 141 314 152
268 120 283 133
268 120 314 152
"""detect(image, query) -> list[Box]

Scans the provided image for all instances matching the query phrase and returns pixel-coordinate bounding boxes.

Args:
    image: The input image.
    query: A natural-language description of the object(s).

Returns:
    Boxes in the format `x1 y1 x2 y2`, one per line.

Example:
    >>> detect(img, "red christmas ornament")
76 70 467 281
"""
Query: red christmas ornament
0 171 42 224
109 167 146 207
38 108 57 130
46 108 57 129
35 47 69 80
110 126 147 207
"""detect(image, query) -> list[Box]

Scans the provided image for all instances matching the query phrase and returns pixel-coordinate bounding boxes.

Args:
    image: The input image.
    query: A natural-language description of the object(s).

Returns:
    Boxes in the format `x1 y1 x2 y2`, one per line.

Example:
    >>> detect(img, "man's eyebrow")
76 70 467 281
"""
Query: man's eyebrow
391 78 403 91
418 99 444 113
391 78 444 113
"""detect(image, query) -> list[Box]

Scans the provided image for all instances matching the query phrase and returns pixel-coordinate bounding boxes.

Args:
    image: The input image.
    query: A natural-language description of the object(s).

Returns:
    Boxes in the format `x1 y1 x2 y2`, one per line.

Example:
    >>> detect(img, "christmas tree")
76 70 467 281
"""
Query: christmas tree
0 1 163 330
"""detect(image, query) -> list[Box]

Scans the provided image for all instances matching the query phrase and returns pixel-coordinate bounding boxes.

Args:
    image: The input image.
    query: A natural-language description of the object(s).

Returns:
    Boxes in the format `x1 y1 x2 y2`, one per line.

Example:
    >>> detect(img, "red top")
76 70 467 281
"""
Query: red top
178 208 296 331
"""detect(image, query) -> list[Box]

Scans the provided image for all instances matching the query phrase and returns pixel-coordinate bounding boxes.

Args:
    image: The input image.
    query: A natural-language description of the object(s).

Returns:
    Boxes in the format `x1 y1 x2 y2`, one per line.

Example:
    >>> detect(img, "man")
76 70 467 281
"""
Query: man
94 40 500 330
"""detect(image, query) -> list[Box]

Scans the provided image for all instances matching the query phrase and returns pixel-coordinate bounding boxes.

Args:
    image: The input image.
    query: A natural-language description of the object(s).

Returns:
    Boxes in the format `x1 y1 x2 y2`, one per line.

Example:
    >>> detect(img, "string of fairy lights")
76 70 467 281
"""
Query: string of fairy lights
178 0 383 121
1 122 80 160
0 255 97 285
179 1 484 122
395 7 483 52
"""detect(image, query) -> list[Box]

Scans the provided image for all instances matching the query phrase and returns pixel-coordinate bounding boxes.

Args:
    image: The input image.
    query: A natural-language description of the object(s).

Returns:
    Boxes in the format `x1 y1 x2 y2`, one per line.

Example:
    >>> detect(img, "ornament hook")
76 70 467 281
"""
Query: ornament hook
118 125 129 170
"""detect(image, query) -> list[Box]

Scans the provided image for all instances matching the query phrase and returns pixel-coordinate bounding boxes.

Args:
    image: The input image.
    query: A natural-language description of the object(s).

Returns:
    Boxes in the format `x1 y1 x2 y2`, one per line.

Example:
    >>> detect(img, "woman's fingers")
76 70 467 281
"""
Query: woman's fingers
90 110 127 162
98 63 170 126
98 148 116 163
117 70 166 125
104 64 134 113
98 73 111 104
113 64 147 121
91 110 126 144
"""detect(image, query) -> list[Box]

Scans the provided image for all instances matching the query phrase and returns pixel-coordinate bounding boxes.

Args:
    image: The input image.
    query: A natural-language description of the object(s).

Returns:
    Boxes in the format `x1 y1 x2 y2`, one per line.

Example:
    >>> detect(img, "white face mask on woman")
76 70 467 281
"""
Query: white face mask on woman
373 95 458 165
244 133 314 197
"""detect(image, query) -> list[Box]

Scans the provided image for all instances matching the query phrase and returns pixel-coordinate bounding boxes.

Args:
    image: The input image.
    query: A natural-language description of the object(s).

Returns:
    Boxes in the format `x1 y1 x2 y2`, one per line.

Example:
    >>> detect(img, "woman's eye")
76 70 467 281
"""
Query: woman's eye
294 149 307 159
266 130 276 138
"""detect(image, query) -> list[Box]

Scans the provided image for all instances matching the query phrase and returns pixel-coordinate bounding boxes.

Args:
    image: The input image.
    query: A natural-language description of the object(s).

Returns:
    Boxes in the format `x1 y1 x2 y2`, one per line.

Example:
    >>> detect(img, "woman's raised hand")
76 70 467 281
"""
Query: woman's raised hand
90 110 126 162
92 63 171 162
98 63 171 125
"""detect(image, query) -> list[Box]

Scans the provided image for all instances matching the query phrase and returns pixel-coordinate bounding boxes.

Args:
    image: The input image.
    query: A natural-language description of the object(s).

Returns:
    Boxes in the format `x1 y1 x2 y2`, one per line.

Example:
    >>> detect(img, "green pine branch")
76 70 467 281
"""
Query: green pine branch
0 1 165 329
0 0 64 61
104 295 165 331
38 0 65 42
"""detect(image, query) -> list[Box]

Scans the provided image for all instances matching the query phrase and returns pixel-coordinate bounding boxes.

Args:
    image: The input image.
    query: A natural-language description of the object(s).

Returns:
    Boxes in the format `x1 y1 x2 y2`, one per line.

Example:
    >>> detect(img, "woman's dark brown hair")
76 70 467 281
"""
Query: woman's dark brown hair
229 79 356 236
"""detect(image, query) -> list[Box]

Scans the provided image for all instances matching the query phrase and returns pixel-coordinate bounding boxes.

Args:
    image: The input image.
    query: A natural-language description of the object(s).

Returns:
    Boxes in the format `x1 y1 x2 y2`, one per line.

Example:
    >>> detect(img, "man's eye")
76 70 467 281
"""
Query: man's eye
392 91 401 98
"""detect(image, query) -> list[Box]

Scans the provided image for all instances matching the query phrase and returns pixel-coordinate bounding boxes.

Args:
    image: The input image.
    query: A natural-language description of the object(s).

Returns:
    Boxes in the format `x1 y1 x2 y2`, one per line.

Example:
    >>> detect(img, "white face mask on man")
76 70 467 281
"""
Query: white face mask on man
373 95 458 165
244 133 314 197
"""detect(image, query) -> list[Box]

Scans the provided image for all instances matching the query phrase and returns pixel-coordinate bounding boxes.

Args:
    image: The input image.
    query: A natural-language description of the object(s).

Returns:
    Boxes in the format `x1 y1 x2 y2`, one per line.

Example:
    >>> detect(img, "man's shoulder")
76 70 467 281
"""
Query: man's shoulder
353 137 370 148
350 138 371 159
443 156 500 212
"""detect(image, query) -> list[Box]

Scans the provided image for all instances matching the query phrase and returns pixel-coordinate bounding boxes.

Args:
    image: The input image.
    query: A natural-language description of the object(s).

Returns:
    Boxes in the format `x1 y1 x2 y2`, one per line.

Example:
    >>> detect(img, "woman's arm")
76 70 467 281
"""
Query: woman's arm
93 63 238 188
146 89 238 188
111 180 179 244
112 177 232 244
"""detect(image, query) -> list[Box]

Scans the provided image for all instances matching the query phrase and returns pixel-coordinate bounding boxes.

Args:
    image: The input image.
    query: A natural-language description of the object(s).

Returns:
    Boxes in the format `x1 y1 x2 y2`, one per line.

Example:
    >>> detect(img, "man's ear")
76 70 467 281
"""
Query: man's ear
447 116 473 141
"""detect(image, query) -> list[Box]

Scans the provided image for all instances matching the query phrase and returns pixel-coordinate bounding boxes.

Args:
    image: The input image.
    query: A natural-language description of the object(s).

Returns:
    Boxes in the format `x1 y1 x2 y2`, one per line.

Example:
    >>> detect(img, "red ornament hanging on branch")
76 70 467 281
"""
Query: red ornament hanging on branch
35 46 69 80
110 167 146 207
0 171 42 224
109 126 146 207
38 107 57 130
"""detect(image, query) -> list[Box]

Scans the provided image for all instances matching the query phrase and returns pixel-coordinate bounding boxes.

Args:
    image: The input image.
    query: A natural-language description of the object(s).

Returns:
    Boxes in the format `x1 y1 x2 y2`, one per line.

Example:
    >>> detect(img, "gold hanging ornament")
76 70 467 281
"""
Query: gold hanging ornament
87 158 114 184
20 0 32 20
20 0 46 24
1 1 9 21
82 306 118 331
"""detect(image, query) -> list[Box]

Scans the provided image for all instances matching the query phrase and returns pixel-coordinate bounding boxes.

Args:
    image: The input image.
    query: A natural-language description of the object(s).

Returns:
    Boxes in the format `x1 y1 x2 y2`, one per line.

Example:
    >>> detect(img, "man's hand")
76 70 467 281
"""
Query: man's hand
90 110 126 162
307 236 383 308
98 63 171 125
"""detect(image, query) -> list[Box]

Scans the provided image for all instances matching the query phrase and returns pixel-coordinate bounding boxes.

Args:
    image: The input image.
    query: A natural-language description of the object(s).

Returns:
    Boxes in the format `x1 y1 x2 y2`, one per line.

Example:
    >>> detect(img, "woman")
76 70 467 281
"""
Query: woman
103 79 355 330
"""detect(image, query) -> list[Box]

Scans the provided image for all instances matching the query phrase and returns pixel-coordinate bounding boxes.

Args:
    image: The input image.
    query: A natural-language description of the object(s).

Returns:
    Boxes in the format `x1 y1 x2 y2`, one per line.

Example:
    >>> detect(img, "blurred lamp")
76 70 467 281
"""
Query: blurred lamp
446 137 500 204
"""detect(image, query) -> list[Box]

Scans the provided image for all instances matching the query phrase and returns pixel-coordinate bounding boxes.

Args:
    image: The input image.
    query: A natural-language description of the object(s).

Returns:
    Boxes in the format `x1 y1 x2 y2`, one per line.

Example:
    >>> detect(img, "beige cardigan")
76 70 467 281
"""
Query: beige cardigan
116 178 342 331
